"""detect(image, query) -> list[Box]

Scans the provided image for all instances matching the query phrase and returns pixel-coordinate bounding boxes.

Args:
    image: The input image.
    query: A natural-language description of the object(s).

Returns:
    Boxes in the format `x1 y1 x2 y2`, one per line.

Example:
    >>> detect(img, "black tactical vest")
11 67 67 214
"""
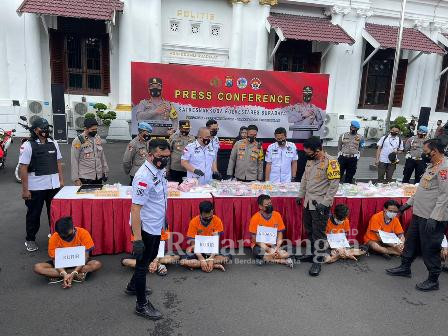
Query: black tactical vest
28 141 58 176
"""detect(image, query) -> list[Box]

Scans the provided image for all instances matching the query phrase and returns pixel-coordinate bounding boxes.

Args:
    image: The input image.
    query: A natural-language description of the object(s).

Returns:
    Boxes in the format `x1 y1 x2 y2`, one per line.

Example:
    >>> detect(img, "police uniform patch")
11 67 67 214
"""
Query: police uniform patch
73 143 81 149
440 169 448 181
327 160 340 180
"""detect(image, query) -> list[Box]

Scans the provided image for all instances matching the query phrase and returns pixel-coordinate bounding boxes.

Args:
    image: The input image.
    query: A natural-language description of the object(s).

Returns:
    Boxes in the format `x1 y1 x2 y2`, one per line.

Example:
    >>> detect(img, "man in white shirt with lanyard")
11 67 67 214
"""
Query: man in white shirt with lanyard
126 139 170 320
19 117 64 252
265 127 298 182
376 125 404 183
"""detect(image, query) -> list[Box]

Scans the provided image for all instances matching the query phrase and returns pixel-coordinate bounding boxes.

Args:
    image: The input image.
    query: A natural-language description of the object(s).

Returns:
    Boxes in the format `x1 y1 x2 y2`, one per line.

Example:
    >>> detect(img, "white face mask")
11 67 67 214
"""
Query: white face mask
334 218 344 225
385 211 397 220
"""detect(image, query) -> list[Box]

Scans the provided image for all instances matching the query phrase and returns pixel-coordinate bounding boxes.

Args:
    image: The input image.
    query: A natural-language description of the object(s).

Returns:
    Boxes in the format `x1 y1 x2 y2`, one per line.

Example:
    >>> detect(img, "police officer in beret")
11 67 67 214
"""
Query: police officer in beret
134 77 178 136
71 118 109 186
123 122 153 185
402 126 428 184
338 120 365 184
168 120 195 183
19 117 64 252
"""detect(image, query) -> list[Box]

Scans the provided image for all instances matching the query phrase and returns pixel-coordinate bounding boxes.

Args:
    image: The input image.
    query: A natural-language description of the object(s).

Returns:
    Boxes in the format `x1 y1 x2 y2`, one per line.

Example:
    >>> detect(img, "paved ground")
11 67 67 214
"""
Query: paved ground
0 139 446 336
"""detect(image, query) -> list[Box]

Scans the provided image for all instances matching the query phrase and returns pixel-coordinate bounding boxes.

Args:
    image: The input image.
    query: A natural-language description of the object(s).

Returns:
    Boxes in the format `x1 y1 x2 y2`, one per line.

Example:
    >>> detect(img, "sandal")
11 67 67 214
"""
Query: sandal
156 264 167 276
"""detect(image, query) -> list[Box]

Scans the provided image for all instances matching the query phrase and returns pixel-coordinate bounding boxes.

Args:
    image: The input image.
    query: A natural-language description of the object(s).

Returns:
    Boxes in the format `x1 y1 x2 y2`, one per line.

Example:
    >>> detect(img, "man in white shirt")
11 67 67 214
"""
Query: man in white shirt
265 127 298 182
376 126 404 183
19 117 64 252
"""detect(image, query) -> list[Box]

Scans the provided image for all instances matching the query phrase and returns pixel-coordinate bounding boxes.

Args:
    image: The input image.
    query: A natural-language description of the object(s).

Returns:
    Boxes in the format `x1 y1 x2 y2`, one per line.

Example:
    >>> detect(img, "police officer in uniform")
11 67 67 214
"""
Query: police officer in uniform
168 120 195 183
123 122 153 185
402 126 428 184
387 138 448 291
181 127 221 185
296 136 340 277
134 77 178 136
337 120 365 184
126 139 170 319
71 119 109 185
265 127 298 182
19 117 64 252
206 119 220 158
227 124 264 182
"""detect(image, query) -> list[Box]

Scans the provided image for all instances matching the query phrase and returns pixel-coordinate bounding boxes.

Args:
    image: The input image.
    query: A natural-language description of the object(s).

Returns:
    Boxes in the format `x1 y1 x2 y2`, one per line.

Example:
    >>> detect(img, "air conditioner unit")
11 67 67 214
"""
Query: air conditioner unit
366 127 384 140
322 113 338 140
27 100 52 125
71 102 92 130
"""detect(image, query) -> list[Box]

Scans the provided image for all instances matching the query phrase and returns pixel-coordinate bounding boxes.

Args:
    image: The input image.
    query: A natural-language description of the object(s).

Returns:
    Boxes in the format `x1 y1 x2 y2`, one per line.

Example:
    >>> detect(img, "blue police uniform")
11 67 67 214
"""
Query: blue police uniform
181 140 216 185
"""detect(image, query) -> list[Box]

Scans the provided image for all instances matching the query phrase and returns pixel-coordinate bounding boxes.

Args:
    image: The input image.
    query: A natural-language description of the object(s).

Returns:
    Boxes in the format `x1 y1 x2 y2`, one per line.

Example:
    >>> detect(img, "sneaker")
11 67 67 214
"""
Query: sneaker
48 277 63 284
286 258 294 269
416 279 439 292
135 301 162 320
72 272 87 283
25 241 38 252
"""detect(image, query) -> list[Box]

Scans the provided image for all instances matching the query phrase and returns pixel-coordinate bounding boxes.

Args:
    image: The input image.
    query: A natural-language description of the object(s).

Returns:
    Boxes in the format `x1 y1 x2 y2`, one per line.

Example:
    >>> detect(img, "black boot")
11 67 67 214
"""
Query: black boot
386 264 412 278
309 263 321 277
135 301 162 320
416 273 439 292
125 282 152 296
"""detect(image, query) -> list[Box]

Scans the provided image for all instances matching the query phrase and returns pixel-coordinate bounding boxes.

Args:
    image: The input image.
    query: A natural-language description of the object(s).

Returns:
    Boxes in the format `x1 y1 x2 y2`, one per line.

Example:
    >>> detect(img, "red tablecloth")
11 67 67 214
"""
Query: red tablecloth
50 198 206 255
51 195 416 255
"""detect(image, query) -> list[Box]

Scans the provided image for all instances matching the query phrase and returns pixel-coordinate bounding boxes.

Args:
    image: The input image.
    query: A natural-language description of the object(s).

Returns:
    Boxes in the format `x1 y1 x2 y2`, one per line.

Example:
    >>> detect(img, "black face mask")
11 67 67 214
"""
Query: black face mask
150 88 162 97
60 229 75 242
153 156 169 170
202 138 211 146
180 131 190 136
350 129 357 135
264 205 273 214
248 136 256 143
277 140 286 146
39 128 50 138
306 153 316 161
142 133 151 141
421 152 431 164
201 217 213 227
210 130 218 137
418 134 425 139
390 132 399 137
88 131 97 137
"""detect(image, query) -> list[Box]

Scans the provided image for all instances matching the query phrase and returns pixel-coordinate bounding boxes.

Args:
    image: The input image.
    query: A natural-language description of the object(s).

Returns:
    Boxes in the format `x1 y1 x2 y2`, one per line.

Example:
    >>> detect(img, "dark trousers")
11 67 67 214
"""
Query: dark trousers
297 150 307 182
25 188 60 241
129 176 134 186
169 170 187 184
303 206 328 259
128 231 161 305
377 162 396 183
338 156 358 184
402 158 426 184
402 215 447 279
80 178 103 185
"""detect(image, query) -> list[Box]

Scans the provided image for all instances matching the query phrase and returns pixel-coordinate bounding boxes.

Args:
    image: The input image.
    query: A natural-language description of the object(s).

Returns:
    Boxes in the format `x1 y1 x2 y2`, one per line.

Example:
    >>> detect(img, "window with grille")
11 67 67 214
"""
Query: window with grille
273 39 321 73
358 45 407 109
49 18 110 95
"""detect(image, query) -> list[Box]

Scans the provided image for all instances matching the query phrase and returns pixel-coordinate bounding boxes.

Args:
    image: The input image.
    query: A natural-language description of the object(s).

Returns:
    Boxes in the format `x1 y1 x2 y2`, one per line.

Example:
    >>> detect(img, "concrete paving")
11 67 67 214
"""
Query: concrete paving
0 139 445 336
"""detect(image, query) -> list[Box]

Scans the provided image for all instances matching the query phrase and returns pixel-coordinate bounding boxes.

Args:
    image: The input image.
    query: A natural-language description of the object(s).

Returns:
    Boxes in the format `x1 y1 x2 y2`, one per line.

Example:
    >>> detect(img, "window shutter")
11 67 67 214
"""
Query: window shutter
307 52 321 73
101 35 110 94
49 29 65 86
392 59 408 107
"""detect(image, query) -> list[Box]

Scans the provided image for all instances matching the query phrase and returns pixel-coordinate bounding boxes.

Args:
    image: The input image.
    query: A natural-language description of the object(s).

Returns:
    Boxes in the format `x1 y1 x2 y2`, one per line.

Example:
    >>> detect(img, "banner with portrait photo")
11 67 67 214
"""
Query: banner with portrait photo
131 62 329 139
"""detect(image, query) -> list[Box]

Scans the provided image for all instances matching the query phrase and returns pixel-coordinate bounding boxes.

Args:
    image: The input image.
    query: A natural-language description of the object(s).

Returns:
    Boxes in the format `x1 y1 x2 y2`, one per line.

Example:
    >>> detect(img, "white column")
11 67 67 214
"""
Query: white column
419 25 444 113
254 1 274 70
0 16 10 104
118 3 132 106
228 1 244 68
147 0 162 62
24 13 44 101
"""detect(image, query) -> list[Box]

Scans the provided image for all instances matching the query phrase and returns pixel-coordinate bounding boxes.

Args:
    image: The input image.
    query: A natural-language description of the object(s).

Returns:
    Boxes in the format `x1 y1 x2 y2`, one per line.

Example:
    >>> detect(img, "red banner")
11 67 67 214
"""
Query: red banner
131 62 329 139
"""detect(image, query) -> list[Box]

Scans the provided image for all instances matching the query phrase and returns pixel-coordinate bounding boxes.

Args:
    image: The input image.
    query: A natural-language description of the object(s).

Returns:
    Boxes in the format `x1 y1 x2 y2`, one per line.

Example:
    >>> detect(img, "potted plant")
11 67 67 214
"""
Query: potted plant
393 116 410 138
92 103 117 141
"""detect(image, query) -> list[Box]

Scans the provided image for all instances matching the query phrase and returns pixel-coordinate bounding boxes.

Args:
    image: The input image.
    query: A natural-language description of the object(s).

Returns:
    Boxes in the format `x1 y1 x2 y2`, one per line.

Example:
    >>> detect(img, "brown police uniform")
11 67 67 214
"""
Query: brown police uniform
122 136 149 182
338 132 363 184
298 153 340 258
227 139 264 182
71 134 109 184
402 136 426 184
402 158 448 279
168 130 195 183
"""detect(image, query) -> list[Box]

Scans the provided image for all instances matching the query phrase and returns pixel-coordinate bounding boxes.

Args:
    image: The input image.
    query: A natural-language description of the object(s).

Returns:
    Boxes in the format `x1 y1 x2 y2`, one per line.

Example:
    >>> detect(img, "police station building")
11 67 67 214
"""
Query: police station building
2 0 448 145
